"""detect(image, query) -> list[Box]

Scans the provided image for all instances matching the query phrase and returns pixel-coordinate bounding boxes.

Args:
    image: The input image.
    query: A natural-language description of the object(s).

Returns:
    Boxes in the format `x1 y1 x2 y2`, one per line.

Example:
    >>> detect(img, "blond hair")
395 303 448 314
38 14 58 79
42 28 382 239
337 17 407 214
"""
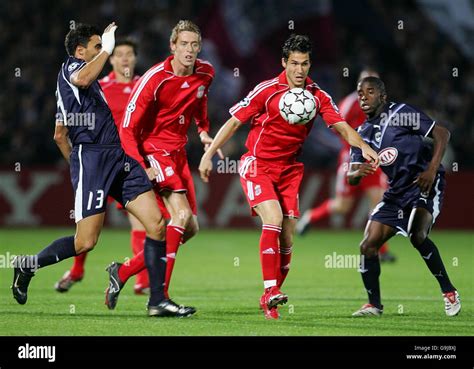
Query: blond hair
170 20 202 45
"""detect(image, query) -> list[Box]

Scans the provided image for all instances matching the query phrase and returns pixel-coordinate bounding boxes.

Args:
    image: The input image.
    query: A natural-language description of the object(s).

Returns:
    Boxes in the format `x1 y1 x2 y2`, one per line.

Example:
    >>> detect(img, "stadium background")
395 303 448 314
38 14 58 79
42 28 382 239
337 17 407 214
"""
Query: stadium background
0 0 473 229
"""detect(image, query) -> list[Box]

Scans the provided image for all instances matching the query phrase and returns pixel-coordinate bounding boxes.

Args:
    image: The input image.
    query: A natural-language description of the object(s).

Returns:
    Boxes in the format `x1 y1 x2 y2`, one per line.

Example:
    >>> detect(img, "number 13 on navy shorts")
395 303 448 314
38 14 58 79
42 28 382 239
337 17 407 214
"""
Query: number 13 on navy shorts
70 144 152 223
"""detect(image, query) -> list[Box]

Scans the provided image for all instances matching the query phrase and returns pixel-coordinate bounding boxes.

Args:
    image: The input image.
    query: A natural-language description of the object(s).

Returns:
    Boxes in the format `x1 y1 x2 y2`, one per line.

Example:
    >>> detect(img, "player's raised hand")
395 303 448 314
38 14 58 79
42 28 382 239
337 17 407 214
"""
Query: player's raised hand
200 132 224 159
199 156 213 183
101 22 118 55
361 144 379 168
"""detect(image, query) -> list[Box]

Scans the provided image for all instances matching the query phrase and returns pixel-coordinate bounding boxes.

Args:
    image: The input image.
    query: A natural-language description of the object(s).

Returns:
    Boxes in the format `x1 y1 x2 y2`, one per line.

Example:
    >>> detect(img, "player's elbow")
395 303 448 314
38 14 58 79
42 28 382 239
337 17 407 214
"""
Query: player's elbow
73 77 93 89
71 73 93 88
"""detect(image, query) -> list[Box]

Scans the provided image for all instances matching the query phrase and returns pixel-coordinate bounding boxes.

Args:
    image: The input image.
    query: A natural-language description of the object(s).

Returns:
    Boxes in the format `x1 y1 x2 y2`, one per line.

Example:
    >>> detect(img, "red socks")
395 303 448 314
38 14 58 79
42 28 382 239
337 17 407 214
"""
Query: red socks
131 230 148 287
117 225 186 293
309 199 332 224
260 225 282 289
278 245 292 288
70 253 87 280
118 250 146 283
379 243 389 255
164 225 185 298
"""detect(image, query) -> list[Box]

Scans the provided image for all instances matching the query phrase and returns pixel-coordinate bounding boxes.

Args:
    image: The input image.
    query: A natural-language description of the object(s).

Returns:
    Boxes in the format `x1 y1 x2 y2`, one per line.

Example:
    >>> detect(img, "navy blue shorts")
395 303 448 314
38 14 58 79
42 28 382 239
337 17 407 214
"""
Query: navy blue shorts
370 173 445 236
70 144 152 222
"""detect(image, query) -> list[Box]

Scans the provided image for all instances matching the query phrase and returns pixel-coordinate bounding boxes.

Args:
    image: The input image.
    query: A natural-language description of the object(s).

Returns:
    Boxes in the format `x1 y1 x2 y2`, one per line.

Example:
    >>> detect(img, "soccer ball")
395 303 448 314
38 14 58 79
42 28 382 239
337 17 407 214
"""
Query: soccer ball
279 88 317 125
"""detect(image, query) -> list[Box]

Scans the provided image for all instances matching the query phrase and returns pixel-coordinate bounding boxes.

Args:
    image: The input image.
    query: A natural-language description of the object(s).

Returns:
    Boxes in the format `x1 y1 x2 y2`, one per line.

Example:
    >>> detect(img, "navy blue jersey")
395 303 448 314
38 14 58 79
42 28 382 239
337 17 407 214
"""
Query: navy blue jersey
350 102 443 208
55 56 120 146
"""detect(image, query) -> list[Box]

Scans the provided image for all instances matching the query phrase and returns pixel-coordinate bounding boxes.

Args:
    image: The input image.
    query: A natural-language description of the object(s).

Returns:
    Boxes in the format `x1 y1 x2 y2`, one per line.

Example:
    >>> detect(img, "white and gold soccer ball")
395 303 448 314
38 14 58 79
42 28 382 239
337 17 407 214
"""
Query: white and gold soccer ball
279 88 317 125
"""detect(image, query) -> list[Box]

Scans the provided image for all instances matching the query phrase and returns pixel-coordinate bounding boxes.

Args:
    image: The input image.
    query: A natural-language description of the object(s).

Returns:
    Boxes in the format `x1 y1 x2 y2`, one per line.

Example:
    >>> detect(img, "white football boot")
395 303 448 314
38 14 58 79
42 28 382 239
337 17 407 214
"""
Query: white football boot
352 303 383 317
443 290 461 316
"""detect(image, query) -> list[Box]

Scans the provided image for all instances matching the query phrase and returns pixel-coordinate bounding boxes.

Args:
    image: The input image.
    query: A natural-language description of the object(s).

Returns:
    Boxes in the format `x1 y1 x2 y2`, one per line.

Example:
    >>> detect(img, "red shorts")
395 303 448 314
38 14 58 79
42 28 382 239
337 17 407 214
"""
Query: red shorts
239 153 304 218
336 150 388 197
146 149 197 219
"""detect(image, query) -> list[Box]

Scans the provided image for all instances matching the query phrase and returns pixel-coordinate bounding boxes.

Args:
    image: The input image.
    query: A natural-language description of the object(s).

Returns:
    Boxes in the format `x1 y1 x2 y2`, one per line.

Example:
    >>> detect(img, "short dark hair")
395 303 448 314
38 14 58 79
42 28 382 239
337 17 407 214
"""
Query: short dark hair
282 34 312 61
114 38 138 55
64 23 101 56
360 76 386 94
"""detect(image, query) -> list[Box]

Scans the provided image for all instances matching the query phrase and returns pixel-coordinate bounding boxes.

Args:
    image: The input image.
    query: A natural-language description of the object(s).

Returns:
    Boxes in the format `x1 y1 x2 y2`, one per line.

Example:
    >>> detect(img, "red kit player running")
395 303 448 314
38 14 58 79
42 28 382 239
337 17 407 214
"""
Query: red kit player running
104 20 220 315
54 39 152 293
296 69 396 262
199 35 379 319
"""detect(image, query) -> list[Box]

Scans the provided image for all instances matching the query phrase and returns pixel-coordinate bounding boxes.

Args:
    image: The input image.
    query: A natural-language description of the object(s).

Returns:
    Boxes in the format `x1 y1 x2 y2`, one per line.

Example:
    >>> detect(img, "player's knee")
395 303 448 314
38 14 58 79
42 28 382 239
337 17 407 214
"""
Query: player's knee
332 201 348 215
410 230 427 248
359 239 378 257
173 208 193 228
146 215 166 240
75 237 98 254
263 213 283 227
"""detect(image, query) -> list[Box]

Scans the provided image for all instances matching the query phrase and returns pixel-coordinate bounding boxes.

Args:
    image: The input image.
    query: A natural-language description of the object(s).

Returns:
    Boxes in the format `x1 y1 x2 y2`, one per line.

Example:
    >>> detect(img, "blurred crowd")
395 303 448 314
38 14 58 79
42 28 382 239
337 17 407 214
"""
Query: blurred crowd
0 0 472 169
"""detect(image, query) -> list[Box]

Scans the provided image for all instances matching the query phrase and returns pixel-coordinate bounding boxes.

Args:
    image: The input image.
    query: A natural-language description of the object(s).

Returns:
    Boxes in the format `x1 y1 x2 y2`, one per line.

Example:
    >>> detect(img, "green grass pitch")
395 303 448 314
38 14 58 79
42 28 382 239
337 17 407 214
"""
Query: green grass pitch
0 228 472 336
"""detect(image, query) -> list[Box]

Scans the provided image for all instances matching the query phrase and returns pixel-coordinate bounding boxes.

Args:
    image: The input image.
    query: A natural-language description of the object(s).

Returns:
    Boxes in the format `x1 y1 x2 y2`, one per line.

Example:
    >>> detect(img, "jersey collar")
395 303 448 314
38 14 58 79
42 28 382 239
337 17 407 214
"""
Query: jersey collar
164 55 197 76
164 55 175 74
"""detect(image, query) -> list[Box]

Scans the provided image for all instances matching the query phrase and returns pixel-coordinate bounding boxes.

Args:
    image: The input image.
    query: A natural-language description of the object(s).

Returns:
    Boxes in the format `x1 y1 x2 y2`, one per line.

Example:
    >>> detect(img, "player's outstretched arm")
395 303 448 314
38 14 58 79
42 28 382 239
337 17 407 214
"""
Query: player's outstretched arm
71 22 117 88
347 163 376 186
199 131 224 160
198 116 242 182
53 121 71 163
413 124 450 193
332 121 379 167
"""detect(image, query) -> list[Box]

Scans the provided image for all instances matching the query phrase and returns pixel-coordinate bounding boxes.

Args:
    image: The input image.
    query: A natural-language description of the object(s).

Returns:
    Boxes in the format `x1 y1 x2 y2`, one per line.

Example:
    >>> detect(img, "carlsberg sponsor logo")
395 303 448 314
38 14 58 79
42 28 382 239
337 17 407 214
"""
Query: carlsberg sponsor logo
18 343 56 362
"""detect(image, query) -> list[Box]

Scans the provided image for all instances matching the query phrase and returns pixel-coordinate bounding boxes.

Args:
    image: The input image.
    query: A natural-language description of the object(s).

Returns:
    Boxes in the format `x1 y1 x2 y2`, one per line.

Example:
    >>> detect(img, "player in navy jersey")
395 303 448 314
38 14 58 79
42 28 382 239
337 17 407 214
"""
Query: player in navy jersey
11 23 194 317
348 77 460 317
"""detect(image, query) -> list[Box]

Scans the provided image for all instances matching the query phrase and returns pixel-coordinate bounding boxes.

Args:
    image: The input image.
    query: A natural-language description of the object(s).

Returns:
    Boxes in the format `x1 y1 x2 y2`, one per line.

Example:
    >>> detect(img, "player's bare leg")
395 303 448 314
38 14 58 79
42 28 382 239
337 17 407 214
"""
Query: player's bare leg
297 195 354 235
408 207 460 316
278 217 296 288
183 215 199 243
74 213 105 253
127 212 149 294
254 200 287 319
12 213 105 305
161 190 197 298
352 220 395 317
366 187 396 262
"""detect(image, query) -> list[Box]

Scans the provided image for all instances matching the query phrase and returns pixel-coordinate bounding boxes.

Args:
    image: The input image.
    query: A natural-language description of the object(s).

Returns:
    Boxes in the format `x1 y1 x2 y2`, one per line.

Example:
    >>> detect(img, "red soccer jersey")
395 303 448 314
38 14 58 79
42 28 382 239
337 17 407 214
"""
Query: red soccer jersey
120 56 214 166
99 72 140 127
229 71 344 163
337 91 367 151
